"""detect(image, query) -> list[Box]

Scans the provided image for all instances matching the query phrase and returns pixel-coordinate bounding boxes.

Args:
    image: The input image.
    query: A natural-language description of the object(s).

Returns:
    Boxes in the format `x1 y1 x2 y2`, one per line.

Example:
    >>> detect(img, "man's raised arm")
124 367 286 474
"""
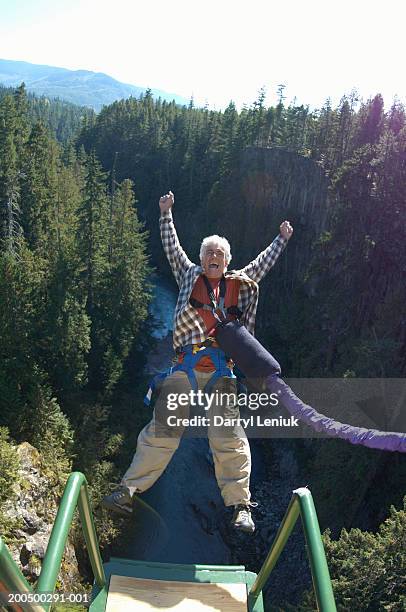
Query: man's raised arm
159 191 194 286
238 220 293 283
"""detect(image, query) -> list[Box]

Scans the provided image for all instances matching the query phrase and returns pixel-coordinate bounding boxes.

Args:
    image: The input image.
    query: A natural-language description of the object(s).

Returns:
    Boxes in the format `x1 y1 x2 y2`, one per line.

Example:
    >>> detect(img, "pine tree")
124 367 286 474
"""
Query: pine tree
356 94 385 147
0 95 22 253
77 151 109 311
76 151 110 390
98 178 152 394
20 121 60 252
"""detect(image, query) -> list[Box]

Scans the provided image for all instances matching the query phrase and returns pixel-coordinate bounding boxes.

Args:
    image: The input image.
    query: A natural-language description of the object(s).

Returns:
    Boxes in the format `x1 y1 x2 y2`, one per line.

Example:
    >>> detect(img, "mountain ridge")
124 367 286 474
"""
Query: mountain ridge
0 58 189 111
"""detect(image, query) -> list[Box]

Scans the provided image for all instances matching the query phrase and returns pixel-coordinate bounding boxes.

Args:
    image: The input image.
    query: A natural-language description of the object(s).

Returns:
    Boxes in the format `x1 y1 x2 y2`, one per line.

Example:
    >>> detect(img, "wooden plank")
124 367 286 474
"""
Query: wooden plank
109 557 246 572
106 574 248 612
102 560 248 585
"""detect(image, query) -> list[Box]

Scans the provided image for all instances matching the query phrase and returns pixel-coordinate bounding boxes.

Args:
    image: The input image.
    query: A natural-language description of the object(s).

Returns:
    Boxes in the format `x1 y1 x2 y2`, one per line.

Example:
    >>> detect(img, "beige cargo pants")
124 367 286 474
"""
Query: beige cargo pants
121 369 251 507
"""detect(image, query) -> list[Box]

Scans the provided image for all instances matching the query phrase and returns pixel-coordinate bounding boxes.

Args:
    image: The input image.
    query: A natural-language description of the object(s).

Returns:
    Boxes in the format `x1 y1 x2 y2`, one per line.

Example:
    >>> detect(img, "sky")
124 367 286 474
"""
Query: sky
0 0 404 111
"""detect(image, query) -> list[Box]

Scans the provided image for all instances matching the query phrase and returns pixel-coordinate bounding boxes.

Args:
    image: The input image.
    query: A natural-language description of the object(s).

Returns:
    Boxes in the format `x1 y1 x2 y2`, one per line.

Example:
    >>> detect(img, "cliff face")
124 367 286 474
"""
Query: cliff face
236 149 326 250
160 146 330 271
236 146 330 265
235 148 331 331
182 147 331 334
4 443 80 590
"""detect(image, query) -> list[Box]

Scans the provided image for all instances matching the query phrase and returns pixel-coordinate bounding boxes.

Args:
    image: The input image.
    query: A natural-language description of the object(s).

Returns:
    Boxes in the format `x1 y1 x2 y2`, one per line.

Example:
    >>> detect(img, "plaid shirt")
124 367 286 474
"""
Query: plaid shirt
160 209 287 351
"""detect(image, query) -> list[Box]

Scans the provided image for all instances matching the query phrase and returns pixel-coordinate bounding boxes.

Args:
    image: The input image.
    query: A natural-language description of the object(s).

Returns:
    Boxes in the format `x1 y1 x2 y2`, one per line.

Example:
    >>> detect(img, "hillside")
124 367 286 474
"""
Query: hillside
0 58 189 111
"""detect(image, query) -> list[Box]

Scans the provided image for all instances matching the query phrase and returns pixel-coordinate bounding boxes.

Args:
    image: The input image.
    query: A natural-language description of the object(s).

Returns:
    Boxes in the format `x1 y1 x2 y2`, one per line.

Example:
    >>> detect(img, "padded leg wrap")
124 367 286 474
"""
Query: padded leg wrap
266 375 406 452
215 321 281 379
216 323 406 452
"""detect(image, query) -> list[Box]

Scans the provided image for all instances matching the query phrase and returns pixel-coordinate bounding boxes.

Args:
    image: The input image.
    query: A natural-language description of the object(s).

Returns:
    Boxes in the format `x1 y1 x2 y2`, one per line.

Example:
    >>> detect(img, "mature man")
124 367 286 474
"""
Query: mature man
103 191 293 532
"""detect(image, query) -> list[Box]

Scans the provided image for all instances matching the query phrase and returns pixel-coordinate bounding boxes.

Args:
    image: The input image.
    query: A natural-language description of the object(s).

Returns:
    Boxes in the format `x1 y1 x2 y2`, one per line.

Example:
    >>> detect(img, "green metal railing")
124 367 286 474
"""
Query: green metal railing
1 476 335 612
248 487 336 611
0 472 105 612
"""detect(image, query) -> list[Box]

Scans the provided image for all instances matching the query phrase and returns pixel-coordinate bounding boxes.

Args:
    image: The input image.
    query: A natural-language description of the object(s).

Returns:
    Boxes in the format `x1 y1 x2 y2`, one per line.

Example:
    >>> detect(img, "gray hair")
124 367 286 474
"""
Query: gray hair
200 235 232 265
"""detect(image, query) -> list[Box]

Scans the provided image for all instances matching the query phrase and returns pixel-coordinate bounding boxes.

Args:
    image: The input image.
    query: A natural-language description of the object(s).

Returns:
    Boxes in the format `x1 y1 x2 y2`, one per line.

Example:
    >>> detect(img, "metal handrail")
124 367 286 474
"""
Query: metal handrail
0 537 44 612
248 487 337 611
0 472 105 612
2 477 335 611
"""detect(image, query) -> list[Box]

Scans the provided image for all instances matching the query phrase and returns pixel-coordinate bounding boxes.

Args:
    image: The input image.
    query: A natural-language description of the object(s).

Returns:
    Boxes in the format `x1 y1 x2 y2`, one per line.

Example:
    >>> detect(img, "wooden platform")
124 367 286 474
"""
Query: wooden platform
106 574 248 611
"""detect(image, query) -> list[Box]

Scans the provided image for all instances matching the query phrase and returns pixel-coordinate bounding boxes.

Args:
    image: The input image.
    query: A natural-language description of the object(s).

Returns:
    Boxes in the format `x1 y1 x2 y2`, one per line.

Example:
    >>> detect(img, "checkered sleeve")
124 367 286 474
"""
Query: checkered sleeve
238 235 288 283
160 209 194 286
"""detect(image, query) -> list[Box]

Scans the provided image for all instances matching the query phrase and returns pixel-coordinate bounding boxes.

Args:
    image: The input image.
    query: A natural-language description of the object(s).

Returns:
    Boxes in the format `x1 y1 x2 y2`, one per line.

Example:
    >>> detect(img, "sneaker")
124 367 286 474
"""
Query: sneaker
101 486 134 517
231 502 257 533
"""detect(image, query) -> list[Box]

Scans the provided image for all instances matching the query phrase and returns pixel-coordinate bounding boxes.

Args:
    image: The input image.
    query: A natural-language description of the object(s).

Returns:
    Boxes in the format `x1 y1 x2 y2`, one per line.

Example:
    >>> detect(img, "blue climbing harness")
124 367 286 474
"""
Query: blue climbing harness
144 273 242 406
143 344 236 406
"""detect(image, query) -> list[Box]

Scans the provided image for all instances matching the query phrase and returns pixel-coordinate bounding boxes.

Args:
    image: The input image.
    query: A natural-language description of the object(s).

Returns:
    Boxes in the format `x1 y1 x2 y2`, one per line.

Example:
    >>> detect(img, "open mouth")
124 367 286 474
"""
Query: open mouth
209 263 219 269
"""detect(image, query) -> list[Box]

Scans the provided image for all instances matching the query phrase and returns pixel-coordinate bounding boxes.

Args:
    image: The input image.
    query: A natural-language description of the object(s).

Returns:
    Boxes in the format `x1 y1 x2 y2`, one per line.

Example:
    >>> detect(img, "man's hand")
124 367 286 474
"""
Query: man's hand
159 191 174 213
280 220 293 240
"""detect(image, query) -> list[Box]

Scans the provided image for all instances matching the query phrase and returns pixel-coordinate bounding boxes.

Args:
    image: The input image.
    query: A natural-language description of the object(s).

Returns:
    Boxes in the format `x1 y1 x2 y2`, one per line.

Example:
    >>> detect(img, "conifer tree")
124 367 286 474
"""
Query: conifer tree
0 95 21 253
76 151 110 390
97 178 151 393
20 121 59 252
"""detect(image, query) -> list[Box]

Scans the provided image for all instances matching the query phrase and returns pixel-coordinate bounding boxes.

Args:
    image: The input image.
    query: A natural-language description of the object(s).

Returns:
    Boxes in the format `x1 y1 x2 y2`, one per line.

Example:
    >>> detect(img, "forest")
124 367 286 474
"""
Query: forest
0 83 405 610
